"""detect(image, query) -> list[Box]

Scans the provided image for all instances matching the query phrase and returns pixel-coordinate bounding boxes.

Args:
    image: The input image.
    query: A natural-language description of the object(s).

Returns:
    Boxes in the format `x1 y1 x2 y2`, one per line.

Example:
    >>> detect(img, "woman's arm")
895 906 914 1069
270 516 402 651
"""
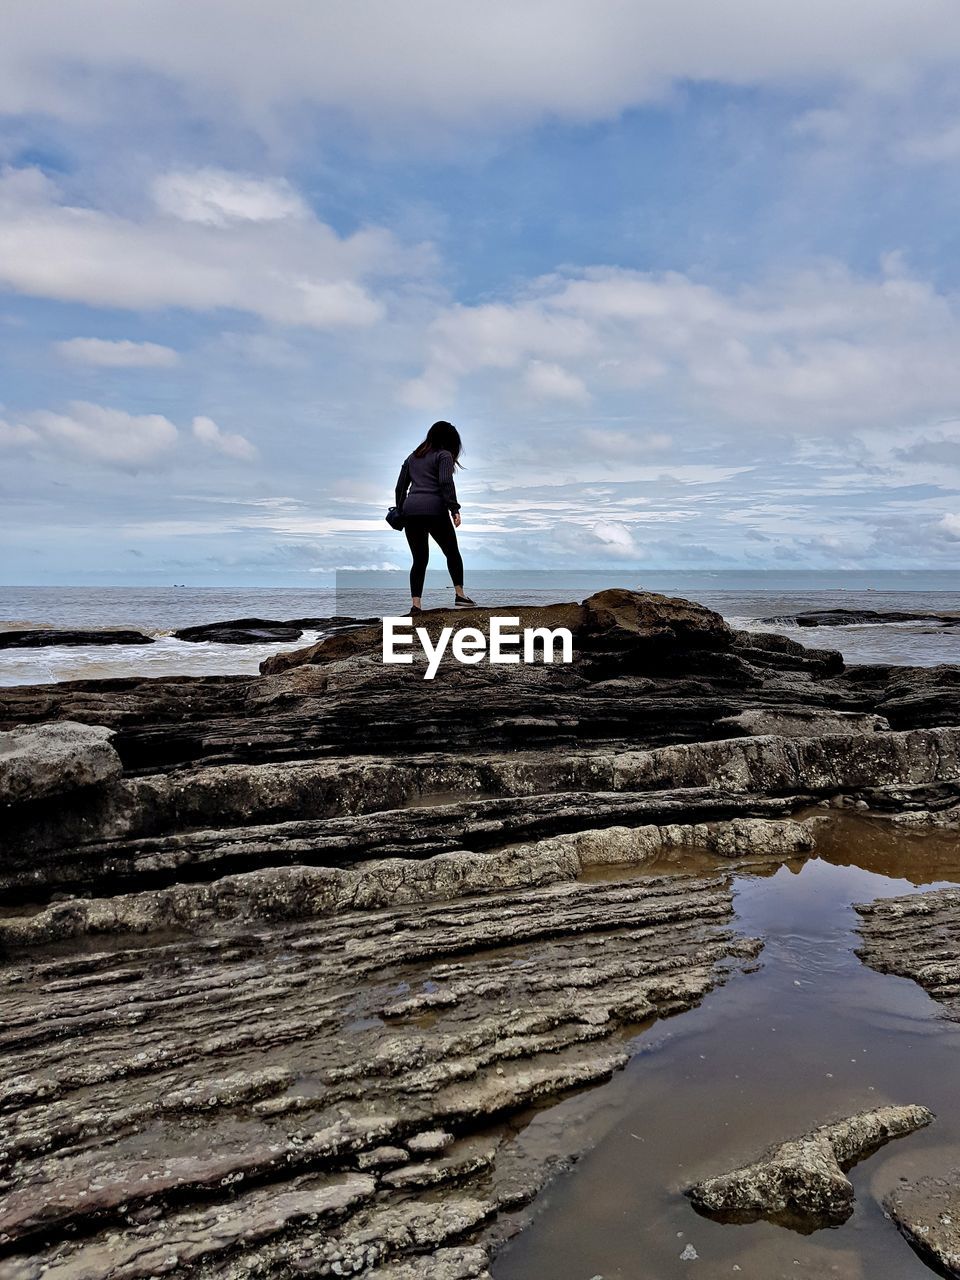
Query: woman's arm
438 451 460 513
394 460 410 509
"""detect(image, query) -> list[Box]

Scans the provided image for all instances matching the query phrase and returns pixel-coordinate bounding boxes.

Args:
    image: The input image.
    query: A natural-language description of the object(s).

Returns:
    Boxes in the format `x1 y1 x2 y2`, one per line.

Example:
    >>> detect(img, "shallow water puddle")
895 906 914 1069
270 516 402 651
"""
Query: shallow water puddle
493 839 960 1279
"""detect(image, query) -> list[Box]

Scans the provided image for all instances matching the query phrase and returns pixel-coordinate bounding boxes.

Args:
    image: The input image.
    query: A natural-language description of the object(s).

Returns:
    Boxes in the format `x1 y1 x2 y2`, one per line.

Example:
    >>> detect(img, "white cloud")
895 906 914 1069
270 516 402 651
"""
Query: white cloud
939 513 960 538
896 121 960 163
152 169 308 226
524 360 589 403
590 520 646 558
0 166 419 328
218 332 306 368
24 401 179 467
584 428 673 459
548 518 651 562
55 337 180 367
895 427 960 469
406 260 960 431
2 1 960 134
192 415 257 461
399 299 594 406
0 401 258 468
0 419 39 447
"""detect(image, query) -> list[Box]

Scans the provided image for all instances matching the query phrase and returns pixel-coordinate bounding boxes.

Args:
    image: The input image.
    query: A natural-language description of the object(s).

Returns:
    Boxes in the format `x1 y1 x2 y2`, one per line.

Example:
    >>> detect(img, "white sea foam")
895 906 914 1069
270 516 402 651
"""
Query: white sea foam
0 631 325 687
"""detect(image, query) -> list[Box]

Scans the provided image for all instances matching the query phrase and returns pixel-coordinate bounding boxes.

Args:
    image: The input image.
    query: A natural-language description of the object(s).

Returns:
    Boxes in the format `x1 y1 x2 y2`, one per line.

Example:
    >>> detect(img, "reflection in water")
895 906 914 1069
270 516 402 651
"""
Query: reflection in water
493 832 960 1280
814 810 960 886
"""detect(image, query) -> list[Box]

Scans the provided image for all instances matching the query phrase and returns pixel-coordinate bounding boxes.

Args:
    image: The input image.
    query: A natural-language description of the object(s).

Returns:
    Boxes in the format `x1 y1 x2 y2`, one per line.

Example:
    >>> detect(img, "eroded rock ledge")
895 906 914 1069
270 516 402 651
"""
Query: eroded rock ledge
0 815 815 947
1 726 956 905
855 887 960 1020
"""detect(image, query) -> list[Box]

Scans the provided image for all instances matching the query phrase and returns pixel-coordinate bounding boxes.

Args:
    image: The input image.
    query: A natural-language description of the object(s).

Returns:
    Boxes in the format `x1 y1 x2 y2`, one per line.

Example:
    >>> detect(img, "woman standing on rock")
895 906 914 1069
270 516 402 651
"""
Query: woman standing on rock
394 421 475 614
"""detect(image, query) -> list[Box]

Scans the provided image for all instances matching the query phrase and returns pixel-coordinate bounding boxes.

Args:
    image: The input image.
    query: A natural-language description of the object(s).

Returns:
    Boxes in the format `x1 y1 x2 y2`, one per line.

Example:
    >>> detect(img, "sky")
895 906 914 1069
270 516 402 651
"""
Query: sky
2 0 960 584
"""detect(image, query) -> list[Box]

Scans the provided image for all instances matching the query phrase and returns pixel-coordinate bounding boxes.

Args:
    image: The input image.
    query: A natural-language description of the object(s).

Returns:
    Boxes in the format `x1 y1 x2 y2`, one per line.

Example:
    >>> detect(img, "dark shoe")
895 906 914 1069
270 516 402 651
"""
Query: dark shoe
409 605 423 615
454 595 476 606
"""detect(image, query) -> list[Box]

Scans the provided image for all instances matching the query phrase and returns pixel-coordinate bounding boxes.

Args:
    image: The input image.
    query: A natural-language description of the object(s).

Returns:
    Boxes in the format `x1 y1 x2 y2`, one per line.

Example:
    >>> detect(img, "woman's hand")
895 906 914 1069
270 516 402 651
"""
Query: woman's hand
453 511 462 528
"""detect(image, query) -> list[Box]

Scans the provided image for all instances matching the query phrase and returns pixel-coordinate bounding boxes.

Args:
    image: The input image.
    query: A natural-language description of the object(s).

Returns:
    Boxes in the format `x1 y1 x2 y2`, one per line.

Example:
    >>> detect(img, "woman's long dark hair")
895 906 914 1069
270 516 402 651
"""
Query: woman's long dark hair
413 420 463 468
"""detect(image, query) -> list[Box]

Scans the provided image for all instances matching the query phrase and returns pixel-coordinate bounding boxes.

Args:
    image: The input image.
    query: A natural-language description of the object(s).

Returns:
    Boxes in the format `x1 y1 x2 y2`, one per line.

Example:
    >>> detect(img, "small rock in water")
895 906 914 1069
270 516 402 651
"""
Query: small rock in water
687 1105 933 1230
680 1242 699 1260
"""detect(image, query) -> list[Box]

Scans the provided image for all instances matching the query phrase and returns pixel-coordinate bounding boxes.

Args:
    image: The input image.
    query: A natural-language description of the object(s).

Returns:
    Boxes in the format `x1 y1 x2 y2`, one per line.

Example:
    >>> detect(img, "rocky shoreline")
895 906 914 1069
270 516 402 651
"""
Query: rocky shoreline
0 616 377 651
2 589 960 1278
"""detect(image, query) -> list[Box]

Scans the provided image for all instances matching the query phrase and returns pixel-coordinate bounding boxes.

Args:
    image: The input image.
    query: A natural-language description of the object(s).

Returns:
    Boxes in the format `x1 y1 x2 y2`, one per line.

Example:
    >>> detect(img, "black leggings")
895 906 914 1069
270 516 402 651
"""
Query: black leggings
404 514 464 596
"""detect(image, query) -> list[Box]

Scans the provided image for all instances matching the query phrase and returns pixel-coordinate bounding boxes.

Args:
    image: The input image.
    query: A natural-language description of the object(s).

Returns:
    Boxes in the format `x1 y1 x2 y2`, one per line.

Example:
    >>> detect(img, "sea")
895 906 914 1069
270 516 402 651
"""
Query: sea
0 570 957 687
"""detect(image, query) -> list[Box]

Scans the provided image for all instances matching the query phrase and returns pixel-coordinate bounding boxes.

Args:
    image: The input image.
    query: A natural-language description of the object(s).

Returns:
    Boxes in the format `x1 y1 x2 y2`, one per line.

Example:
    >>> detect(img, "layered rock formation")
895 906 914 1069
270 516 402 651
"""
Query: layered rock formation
0 873 758 1277
853 881 960 1275
855 887 960 1021
1 589 959 1276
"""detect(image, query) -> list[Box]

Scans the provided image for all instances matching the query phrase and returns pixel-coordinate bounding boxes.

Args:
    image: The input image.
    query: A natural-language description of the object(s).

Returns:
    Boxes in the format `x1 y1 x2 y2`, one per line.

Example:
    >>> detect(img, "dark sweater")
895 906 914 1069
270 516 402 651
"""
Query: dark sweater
395 448 460 516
